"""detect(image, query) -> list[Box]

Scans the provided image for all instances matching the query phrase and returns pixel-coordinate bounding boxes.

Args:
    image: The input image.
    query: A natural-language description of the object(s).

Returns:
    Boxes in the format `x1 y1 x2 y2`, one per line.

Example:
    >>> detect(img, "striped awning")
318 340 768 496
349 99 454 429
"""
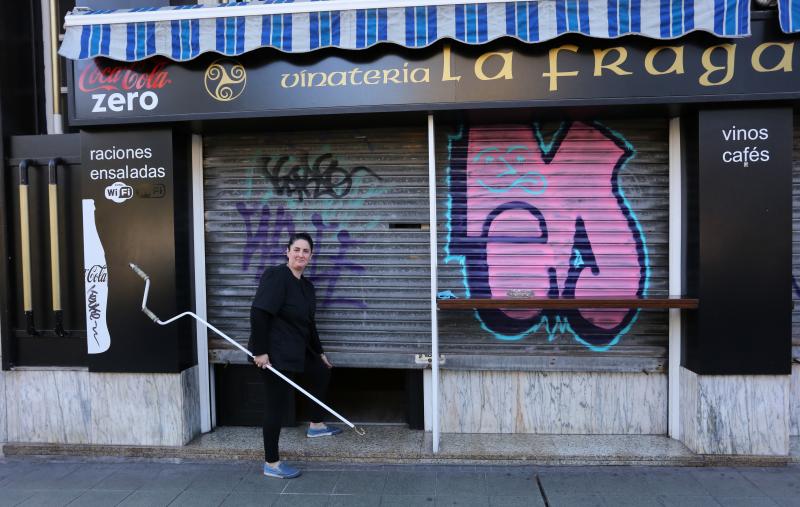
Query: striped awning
59 0 757 62
779 0 800 32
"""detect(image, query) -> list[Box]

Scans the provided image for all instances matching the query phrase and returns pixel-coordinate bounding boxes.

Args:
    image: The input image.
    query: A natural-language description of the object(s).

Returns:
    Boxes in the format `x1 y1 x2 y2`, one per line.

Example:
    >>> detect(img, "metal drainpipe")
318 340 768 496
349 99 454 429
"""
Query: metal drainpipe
427 114 440 453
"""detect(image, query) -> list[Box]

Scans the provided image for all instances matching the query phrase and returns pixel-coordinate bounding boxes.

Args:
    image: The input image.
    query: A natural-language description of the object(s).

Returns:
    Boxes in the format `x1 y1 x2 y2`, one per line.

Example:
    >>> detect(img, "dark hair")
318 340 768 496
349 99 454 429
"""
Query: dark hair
287 232 313 252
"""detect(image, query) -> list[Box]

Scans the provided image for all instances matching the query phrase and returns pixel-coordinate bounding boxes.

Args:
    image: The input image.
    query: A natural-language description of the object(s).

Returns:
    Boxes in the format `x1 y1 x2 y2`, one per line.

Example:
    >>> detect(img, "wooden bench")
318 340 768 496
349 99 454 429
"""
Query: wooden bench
437 296 698 310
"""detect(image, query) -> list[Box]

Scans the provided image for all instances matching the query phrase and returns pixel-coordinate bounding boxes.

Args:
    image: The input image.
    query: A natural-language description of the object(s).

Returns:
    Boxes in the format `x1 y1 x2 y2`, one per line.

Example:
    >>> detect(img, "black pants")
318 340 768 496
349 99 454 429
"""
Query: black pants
260 349 331 463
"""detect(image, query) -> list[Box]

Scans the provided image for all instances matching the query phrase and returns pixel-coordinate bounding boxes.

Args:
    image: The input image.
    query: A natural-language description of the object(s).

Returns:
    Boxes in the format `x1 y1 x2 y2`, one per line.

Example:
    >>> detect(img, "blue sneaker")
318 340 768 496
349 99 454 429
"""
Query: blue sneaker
263 462 301 479
306 425 343 438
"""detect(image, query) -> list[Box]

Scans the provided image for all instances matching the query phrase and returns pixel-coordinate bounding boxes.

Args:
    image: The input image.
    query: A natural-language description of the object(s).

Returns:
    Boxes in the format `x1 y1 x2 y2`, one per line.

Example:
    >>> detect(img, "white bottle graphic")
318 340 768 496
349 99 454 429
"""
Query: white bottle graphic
82 199 110 354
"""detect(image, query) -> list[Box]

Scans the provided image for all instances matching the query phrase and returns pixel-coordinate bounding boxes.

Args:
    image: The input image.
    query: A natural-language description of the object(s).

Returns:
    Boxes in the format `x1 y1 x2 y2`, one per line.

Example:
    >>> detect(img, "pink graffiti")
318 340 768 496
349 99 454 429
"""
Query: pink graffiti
452 122 647 343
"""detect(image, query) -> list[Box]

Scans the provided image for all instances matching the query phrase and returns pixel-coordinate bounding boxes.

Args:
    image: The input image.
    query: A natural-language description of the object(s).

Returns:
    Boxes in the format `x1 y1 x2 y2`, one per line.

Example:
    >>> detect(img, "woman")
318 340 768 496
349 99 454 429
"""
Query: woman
248 232 341 479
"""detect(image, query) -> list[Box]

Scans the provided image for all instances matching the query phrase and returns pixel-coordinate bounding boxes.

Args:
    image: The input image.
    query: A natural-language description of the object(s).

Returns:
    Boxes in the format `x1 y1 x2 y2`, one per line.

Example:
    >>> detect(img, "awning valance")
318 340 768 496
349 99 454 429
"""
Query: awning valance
779 0 799 32
59 0 759 62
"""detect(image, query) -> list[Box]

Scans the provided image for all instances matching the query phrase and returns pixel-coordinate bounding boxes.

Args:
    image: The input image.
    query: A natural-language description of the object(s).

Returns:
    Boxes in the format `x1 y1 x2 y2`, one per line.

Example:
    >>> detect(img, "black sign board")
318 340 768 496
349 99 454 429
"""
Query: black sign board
68 17 800 125
684 108 792 375
81 129 188 373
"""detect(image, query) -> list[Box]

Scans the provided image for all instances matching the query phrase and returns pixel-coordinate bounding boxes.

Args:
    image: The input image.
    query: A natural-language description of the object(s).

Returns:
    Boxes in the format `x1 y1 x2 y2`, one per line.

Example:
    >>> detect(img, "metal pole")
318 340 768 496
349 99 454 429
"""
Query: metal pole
668 117 682 439
18 160 38 335
48 159 67 336
49 0 63 134
427 114 440 453
191 134 213 433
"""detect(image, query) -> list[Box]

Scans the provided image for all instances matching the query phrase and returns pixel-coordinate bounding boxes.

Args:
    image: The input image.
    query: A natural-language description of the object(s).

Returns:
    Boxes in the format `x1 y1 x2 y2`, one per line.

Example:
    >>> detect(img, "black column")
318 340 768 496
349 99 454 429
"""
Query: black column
683 108 793 375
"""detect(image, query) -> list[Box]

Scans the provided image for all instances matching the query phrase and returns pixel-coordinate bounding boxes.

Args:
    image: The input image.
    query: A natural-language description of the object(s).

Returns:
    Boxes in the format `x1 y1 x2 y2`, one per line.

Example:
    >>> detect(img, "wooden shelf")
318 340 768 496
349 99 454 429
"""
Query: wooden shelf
437 296 698 310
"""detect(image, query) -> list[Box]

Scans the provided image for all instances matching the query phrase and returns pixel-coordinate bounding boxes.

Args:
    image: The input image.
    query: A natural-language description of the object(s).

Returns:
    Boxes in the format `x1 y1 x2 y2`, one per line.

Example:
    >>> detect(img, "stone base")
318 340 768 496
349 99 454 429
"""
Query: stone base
439 370 667 434
0 368 5 444
791 363 800 436
2 366 200 446
679 367 789 455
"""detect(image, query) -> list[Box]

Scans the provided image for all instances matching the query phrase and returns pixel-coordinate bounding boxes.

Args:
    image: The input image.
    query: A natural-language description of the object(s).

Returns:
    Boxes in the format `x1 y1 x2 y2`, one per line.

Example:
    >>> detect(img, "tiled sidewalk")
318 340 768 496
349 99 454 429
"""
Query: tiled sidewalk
2 458 800 506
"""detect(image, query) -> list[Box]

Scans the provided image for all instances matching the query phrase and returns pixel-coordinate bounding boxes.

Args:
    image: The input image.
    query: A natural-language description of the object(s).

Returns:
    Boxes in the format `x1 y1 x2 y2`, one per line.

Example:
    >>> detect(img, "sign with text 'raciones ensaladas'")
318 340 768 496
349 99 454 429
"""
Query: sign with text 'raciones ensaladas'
69 17 800 125
81 129 181 373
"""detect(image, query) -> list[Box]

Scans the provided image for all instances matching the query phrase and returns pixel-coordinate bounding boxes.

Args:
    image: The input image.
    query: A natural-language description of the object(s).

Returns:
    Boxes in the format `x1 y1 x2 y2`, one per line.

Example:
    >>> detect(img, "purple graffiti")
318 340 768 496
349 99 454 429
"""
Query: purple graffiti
237 202 367 309
448 122 648 348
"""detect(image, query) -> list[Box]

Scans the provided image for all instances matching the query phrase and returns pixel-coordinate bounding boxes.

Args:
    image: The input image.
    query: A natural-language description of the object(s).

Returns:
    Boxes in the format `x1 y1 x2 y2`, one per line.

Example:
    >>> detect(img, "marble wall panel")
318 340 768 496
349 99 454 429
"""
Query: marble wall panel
90 372 188 446
679 367 698 449
5 369 91 444
440 371 667 434
0 371 7 444
5 368 201 446
680 367 789 455
181 366 201 445
791 363 800 436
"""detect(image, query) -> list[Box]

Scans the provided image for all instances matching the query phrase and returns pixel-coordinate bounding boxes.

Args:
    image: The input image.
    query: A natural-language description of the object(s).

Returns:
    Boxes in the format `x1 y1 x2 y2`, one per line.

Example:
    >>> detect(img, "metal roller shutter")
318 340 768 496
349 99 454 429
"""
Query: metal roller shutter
203 126 432 368
435 119 670 372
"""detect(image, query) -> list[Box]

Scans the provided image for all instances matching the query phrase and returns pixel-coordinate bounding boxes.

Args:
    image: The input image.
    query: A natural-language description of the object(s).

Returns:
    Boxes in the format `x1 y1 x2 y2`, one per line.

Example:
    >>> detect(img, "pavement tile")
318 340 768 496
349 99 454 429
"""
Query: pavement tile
484 472 537 497
488 496 545 507
436 472 487 496
537 472 596 496
690 469 764 498
14 490 84 507
658 495 723 507
65 489 132 506
435 495 489 506
586 471 651 496
272 494 330 507
220 491 279 506
56 464 117 490
168 488 229 507
0 490 36 507
327 493 381 506
0 463 43 484
237 470 290 494
8 464 83 491
595 495 662 507
333 471 386 494
741 469 800 498
282 471 340 494
640 468 708 496
116 489 183 507
541 493 604 507
185 467 245 492
383 471 436 495
91 467 161 491
380 495 436 506
716 498 781 507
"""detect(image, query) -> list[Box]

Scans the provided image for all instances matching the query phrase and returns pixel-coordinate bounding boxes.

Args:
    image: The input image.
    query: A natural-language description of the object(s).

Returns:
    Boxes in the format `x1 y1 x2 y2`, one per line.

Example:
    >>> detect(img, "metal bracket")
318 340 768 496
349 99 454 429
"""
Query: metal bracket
414 353 445 365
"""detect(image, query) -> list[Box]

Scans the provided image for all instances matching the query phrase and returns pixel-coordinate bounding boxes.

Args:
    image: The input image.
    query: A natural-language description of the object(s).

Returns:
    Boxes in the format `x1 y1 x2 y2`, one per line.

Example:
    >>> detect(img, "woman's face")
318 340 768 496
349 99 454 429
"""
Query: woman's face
286 239 312 272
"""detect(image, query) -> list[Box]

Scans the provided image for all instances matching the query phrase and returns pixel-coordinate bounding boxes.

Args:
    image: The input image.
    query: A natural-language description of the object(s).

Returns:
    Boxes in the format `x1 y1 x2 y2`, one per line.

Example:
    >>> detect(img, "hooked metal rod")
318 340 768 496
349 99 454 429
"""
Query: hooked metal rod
129 262 365 436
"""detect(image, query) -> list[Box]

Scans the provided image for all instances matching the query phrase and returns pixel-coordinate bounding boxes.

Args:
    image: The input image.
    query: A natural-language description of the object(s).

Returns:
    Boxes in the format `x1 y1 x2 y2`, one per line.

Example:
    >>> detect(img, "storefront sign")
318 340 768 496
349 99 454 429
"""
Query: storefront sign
68 18 800 125
81 129 183 372
686 107 792 375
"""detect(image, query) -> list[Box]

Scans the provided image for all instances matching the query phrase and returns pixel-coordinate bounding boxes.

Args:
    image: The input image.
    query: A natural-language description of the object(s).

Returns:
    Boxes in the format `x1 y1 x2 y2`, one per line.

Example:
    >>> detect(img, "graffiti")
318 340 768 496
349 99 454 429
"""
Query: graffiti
446 122 649 351
237 202 367 309
258 152 382 201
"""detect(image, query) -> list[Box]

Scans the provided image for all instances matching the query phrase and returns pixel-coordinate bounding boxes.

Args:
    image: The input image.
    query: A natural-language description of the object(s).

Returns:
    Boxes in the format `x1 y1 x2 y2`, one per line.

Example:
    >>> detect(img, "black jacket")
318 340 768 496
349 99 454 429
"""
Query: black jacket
247 264 323 371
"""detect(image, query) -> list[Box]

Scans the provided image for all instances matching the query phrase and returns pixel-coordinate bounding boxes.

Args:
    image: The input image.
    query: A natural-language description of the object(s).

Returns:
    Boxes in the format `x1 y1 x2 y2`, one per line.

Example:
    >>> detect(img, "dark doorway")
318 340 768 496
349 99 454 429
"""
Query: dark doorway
215 365 423 430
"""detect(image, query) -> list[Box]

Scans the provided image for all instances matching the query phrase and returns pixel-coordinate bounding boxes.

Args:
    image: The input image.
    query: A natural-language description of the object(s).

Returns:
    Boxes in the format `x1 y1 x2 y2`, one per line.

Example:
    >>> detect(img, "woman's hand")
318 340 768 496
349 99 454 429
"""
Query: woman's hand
254 353 271 369
320 353 333 369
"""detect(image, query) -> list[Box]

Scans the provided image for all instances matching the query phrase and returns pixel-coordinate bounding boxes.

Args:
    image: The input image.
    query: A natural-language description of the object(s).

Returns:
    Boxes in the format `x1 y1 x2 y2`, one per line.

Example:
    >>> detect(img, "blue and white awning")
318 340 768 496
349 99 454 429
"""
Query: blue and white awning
59 0 755 62
779 0 800 32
